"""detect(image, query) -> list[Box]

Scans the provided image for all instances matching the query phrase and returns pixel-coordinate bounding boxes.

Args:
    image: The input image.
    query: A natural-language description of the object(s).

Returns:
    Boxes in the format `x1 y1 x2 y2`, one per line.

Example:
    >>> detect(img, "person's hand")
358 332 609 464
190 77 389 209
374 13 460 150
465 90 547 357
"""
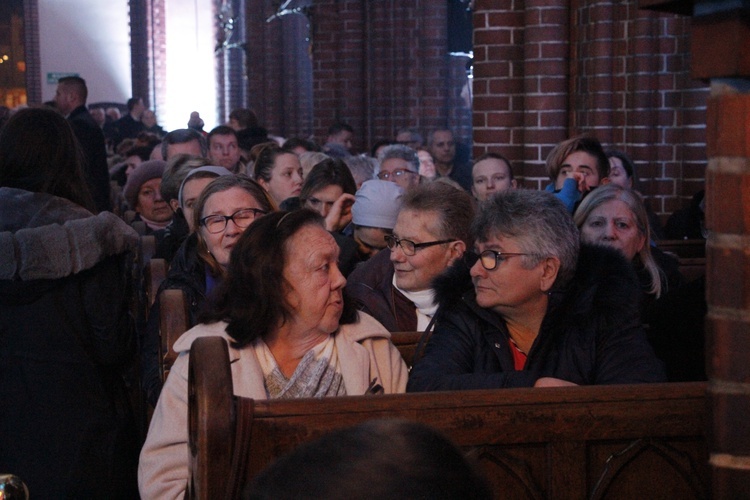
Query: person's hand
324 193 356 232
566 171 589 193
533 377 578 388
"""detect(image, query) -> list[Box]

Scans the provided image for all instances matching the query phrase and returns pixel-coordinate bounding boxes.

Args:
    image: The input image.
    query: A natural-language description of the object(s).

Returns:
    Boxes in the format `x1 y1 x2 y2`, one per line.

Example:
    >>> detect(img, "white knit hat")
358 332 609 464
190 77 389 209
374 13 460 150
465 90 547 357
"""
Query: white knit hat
351 180 404 229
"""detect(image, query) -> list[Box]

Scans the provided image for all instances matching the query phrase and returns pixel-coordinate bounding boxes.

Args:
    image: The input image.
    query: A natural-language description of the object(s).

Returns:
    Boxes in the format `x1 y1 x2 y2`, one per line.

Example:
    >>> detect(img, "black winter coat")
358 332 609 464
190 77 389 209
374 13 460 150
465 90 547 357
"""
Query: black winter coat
68 105 112 212
0 188 140 497
141 233 209 406
407 245 666 392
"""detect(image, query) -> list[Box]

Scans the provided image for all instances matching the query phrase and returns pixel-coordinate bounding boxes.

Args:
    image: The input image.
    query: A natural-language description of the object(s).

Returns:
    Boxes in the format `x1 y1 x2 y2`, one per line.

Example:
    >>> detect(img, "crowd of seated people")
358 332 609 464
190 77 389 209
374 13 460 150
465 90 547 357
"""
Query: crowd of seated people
0 84 712 497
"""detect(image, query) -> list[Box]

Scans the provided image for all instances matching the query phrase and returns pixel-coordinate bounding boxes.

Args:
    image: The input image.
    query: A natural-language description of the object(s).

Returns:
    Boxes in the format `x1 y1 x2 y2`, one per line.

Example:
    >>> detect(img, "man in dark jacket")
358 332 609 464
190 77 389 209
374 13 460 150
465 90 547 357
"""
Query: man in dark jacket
408 190 665 392
54 76 111 212
111 97 146 148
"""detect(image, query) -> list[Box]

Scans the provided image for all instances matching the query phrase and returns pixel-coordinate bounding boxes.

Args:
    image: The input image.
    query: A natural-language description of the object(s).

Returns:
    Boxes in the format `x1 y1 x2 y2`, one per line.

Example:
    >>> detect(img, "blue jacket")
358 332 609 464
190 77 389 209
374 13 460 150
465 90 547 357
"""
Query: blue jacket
407 245 666 391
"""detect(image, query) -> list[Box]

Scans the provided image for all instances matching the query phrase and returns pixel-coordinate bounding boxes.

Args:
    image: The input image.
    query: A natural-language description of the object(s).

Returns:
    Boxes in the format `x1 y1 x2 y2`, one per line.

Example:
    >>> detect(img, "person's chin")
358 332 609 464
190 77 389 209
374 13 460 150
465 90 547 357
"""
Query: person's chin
393 272 411 289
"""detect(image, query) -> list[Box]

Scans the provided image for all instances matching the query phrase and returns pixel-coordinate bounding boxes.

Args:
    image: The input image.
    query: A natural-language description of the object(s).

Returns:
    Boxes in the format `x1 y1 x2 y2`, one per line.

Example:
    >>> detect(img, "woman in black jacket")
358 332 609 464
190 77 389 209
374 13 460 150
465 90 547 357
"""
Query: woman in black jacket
407 189 665 392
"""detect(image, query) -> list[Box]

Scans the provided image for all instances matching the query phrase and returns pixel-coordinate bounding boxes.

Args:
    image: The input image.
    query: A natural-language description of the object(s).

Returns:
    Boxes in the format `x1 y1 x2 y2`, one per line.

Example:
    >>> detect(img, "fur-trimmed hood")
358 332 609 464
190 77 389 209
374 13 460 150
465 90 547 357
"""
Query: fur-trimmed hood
0 187 139 282
432 244 642 332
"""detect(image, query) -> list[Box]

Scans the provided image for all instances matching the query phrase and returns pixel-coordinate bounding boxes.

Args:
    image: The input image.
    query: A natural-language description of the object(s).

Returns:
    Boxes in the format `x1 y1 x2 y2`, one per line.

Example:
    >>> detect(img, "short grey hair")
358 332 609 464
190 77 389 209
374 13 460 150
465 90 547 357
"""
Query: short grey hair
473 190 580 288
401 182 475 247
344 154 378 185
376 144 419 175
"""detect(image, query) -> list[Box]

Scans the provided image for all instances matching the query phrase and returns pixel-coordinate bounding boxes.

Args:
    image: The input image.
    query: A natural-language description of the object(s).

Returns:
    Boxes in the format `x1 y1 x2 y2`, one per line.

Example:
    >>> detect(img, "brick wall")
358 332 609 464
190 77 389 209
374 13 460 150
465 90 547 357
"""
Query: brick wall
238 0 473 152
130 0 166 116
473 0 709 217
22 0 40 104
310 0 471 153
245 0 313 140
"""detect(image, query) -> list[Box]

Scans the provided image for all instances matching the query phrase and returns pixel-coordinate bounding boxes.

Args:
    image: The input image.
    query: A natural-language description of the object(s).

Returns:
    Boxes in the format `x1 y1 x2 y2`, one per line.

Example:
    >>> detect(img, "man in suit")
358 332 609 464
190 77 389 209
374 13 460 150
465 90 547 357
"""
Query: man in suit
54 76 111 212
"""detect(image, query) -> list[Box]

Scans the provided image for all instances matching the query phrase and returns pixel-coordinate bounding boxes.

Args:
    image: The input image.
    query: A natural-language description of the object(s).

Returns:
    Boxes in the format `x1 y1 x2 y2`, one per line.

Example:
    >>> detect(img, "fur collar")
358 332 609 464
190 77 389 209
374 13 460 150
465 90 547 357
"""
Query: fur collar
0 188 139 281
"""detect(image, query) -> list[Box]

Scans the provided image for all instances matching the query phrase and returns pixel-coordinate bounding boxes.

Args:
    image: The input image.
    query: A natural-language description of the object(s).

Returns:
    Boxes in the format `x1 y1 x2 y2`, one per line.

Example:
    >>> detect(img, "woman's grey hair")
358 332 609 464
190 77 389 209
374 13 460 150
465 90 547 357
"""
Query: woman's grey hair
573 184 664 297
376 144 419 175
401 182 475 247
344 154 378 186
473 190 580 289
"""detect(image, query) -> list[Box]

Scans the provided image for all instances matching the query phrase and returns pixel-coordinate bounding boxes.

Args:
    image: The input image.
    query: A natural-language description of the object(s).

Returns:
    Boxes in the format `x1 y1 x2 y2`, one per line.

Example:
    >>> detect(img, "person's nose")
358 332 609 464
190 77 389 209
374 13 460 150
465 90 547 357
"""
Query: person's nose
389 243 406 263
330 263 346 289
224 218 242 236
469 259 486 279
603 222 617 240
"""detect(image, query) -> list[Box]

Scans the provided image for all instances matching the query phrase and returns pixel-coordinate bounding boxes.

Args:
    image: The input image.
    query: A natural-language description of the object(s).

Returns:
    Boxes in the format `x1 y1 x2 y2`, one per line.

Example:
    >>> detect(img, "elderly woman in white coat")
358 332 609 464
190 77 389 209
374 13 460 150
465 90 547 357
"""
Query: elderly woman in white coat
138 209 408 499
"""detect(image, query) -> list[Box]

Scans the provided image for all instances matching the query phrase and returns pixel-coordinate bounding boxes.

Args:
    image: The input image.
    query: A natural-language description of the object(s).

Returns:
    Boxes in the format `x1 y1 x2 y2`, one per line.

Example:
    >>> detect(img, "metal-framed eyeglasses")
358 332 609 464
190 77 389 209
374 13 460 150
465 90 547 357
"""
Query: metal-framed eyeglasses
464 249 529 271
200 208 267 234
377 169 417 181
384 234 456 256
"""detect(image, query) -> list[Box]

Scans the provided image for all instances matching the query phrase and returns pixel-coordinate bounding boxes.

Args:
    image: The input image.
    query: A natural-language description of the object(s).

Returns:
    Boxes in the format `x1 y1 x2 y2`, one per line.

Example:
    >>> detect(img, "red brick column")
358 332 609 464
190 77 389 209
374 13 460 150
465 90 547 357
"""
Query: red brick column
705 87 750 496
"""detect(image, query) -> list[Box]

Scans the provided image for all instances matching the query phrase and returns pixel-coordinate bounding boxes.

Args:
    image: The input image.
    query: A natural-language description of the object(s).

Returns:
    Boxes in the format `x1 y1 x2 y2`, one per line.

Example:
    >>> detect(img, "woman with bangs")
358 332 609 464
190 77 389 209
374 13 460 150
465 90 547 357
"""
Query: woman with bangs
140 175 276 406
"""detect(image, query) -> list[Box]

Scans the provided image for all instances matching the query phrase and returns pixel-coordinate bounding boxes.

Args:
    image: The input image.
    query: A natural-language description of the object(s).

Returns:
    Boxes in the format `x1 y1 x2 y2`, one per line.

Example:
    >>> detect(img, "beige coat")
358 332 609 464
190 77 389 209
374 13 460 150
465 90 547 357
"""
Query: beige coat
138 312 408 500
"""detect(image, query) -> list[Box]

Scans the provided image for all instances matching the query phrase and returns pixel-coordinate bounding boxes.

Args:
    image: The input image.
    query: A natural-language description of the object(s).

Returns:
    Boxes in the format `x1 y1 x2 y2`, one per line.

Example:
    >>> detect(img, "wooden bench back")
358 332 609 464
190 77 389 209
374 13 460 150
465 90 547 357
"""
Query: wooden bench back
145 258 167 309
389 331 424 368
159 289 190 381
187 336 710 500
657 239 706 259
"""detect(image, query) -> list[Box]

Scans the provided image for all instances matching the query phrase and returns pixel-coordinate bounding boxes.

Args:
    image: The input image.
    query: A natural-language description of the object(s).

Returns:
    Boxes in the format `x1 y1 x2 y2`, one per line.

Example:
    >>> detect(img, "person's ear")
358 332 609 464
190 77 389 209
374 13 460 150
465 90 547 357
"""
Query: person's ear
510 179 518 189
600 177 611 185
448 240 467 263
539 256 560 292
169 199 180 212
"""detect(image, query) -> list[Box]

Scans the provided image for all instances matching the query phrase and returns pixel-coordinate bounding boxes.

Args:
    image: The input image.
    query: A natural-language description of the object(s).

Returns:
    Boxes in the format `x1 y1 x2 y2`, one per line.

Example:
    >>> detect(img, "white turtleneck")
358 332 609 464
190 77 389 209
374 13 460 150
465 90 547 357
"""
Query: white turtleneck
392 275 438 331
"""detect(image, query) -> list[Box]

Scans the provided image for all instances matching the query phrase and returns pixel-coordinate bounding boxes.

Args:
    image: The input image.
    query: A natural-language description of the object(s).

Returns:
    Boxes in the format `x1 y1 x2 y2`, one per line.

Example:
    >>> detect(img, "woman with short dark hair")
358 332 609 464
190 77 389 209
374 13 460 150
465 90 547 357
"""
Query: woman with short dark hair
139 210 407 499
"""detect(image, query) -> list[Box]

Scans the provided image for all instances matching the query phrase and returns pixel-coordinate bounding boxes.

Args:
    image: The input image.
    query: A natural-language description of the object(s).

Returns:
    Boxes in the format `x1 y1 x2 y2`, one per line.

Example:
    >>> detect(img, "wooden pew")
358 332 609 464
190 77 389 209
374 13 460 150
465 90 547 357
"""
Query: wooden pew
145 258 167 309
657 239 706 259
186 336 710 500
678 257 706 284
159 289 189 382
389 331 424 368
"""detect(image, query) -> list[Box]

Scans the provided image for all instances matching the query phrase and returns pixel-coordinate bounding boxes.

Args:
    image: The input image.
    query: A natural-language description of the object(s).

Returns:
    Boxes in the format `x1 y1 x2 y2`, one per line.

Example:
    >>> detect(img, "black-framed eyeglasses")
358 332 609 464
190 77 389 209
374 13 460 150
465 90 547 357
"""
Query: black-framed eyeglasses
200 208 267 234
384 234 456 256
377 169 417 181
464 249 529 271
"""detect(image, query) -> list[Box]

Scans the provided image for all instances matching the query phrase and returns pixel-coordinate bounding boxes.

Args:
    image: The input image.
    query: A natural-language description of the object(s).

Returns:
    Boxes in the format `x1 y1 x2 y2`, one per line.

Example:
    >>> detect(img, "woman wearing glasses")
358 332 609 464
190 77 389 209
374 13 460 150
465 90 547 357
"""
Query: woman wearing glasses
346 182 474 332
139 210 407 498
407 189 665 392
140 175 276 406
375 144 422 190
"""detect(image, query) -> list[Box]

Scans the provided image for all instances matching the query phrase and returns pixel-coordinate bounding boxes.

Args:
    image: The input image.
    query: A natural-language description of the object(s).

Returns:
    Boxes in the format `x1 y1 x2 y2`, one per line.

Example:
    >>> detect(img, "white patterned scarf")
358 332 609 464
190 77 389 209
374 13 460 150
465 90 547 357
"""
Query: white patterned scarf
255 336 346 399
